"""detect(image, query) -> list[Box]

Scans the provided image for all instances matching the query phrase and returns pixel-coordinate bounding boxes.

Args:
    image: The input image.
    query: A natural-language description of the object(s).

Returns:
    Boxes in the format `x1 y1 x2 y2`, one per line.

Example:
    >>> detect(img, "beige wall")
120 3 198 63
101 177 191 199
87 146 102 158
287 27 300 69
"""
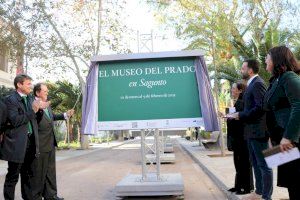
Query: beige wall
0 47 8 72
0 44 15 88
0 17 25 88
0 70 14 88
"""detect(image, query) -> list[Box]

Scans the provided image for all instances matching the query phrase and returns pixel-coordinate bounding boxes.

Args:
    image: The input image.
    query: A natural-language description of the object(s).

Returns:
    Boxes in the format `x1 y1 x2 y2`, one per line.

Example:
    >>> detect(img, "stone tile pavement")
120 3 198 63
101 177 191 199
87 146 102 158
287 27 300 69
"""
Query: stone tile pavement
177 138 289 200
0 139 135 176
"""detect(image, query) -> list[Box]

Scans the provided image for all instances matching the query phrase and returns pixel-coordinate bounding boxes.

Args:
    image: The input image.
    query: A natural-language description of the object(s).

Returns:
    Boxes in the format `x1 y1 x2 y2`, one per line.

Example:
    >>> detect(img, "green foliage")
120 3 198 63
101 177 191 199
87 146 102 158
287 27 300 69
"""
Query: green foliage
89 136 113 144
48 81 82 123
219 89 231 106
293 46 300 61
231 22 296 82
53 122 65 142
148 0 300 84
284 32 300 61
200 130 211 139
0 1 26 64
1 0 133 94
0 86 14 100
90 137 103 144
57 141 80 150
46 81 82 142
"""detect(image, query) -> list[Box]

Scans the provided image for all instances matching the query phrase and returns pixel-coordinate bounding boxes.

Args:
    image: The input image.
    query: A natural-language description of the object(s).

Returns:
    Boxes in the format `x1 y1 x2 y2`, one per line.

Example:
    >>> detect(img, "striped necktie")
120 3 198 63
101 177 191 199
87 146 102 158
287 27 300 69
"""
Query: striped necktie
43 108 51 119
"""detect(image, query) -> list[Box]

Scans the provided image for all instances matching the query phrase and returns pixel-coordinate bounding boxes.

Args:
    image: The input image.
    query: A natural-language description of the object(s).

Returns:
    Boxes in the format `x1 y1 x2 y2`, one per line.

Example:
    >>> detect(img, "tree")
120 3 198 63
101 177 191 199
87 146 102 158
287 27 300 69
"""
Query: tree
1 0 133 148
148 0 299 83
231 21 297 82
29 0 132 91
0 1 26 74
47 81 82 143
1 0 132 93
148 0 299 156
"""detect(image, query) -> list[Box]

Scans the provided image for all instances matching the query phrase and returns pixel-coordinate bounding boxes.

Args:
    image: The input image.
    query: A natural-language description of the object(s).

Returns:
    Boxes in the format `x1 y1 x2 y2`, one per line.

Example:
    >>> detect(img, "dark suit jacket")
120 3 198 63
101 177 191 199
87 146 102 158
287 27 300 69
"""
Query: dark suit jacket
227 93 245 150
0 91 39 163
36 107 65 152
265 71 300 143
0 100 7 133
239 76 268 139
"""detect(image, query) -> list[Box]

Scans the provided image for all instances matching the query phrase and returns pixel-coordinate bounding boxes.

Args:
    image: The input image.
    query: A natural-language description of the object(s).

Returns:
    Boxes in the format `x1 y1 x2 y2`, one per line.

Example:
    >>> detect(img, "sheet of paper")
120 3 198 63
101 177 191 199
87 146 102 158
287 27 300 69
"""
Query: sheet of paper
229 107 236 114
264 147 300 168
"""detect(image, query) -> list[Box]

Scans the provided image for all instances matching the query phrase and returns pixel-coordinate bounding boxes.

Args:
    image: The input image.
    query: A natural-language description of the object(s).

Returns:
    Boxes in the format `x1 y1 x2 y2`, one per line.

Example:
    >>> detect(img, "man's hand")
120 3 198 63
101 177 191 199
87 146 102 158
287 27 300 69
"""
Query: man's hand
32 100 40 113
218 111 225 118
39 101 50 110
280 138 294 152
66 109 75 118
32 100 50 113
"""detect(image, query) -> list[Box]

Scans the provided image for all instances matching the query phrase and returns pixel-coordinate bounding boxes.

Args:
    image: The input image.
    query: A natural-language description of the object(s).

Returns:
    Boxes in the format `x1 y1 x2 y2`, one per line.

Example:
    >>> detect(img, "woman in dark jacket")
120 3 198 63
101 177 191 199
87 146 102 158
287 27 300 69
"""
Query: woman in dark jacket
264 46 300 200
227 82 254 194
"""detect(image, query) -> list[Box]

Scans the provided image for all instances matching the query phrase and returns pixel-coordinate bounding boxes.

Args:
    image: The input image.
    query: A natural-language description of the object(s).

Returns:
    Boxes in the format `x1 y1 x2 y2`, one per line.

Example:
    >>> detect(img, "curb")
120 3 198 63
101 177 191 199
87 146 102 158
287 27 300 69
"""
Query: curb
178 141 240 200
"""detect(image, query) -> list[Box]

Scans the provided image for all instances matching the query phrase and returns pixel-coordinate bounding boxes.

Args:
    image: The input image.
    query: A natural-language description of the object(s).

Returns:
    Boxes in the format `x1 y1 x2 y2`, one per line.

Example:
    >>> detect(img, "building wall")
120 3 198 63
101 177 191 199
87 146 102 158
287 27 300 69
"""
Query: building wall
0 18 25 88
0 70 15 88
0 44 15 87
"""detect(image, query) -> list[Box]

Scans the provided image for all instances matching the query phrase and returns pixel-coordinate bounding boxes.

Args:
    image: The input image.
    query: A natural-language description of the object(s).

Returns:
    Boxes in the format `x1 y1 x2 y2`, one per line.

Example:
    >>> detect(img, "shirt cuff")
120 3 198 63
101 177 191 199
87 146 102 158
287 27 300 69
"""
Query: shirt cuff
64 113 68 119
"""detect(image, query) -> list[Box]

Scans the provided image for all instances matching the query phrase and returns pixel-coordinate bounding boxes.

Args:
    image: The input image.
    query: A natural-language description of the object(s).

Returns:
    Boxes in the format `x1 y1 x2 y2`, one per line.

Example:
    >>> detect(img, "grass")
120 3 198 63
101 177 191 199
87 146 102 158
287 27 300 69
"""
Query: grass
89 136 113 144
57 141 81 150
57 136 115 150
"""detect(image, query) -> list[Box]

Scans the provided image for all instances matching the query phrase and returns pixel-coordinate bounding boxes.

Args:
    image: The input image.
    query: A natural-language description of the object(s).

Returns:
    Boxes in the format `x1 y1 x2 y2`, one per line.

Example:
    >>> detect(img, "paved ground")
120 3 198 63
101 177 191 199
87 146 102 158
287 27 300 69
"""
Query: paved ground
177 138 289 200
0 139 226 200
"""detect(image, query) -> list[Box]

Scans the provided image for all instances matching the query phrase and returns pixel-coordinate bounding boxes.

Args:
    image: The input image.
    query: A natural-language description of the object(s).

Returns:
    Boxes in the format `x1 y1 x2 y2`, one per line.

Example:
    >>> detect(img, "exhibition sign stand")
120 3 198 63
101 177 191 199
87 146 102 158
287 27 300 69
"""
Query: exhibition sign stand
81 50 219 197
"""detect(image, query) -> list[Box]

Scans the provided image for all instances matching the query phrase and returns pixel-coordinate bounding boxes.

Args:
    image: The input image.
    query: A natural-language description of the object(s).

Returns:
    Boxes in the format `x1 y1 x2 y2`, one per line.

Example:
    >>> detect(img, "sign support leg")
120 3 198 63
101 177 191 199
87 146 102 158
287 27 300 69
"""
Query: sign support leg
155 129 161 180
141 129 147 180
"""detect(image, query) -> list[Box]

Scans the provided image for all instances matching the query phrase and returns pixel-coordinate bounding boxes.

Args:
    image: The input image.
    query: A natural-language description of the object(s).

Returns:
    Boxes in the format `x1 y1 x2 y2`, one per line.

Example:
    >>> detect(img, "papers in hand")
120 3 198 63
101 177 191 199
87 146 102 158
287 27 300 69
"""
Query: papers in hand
225 112 238 119
263 146 300 168
228 107 236 114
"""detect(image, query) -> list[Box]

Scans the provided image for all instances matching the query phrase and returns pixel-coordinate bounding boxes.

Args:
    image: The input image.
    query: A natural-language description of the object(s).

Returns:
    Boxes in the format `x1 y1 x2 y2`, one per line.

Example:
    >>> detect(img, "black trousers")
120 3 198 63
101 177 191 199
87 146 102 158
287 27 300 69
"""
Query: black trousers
288 186 300 200
233 140 254 191
278 143 300 200
3 134 36 200
32 147 57 200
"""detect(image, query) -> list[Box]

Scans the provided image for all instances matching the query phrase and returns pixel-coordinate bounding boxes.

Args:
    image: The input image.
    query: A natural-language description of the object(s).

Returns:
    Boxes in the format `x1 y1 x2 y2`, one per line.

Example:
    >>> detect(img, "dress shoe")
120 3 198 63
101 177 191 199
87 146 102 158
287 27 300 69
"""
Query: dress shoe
228 187 238 192
236 188 251 195
44 196 64 200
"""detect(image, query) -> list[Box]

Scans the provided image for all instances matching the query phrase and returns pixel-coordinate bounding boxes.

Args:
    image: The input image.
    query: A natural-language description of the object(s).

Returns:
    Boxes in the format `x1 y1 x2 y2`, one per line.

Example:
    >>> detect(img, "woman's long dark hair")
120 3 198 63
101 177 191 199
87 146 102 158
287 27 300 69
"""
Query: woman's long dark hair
233 81 246 100
268 45 300 76
236 81 246 93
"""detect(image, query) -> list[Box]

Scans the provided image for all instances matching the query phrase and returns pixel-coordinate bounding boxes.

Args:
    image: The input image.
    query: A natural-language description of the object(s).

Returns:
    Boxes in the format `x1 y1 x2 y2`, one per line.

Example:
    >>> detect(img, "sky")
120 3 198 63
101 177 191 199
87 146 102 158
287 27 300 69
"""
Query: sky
28 0 185 84
123 1 185 53
28 0 300 84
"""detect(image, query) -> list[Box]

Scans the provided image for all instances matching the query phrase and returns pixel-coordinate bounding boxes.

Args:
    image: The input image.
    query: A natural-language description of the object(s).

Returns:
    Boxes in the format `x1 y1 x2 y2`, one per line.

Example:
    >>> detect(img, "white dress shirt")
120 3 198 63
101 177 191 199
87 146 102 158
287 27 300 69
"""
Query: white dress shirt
17 91 27 97
247 74 259 86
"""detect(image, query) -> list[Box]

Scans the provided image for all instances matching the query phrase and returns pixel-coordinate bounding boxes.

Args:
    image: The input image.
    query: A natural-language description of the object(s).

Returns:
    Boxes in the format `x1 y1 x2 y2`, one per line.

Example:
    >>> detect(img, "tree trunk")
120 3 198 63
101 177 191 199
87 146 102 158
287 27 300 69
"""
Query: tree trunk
81 135 89 149
64 121 68 144
77 124 81 144
69 124 74 142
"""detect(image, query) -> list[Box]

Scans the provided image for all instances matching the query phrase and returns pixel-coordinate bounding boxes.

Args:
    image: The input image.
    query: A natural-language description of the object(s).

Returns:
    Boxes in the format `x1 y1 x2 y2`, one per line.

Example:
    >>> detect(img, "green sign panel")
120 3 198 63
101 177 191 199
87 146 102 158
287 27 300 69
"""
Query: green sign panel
97 58 202 130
